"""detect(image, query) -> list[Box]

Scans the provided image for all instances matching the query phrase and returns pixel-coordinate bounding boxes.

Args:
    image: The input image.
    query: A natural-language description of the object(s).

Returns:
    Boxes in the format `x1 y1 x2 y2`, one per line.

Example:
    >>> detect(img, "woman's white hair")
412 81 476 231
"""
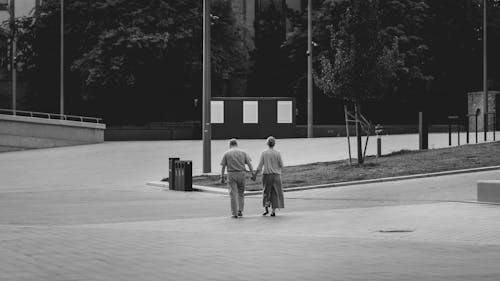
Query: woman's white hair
266 136 276 147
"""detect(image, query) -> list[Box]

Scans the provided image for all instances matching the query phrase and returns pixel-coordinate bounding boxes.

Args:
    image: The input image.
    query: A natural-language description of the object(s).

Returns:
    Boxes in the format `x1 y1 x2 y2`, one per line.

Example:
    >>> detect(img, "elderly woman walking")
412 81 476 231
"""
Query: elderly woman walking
254 136 284 216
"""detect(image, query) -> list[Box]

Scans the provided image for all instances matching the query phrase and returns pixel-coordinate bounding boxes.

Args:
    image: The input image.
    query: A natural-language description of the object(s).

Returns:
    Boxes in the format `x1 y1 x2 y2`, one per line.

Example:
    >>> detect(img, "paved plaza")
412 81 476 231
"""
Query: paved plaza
0 132 498 192
1 136 500 280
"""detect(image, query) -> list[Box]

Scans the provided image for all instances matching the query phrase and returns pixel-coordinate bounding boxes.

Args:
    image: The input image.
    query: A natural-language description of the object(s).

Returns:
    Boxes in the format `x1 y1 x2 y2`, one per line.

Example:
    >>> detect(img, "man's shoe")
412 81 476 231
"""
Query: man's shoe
237 211 243 217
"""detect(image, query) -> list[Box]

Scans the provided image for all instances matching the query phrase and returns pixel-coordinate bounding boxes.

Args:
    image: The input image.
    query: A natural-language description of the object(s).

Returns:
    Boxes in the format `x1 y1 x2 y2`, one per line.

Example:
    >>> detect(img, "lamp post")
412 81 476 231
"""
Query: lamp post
307 0 313 138
60 0 64 116
482 0 488 141
9 0 16 115
202 0 211 173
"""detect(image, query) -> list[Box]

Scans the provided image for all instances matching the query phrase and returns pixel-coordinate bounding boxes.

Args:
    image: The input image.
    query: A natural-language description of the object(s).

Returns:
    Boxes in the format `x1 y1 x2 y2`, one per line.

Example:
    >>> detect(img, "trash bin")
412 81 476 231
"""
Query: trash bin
174 160 193 191
168 158 180 190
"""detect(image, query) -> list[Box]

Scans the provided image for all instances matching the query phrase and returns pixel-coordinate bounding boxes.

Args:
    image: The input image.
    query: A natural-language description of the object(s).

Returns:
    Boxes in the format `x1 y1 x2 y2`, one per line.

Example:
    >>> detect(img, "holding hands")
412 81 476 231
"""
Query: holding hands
251 171 257 182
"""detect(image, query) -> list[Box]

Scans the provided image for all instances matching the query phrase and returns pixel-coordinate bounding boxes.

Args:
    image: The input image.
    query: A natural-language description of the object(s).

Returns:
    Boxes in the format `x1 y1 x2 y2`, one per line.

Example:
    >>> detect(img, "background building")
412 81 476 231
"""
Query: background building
212 0 304 98
230 0 303 37
0 0 38 23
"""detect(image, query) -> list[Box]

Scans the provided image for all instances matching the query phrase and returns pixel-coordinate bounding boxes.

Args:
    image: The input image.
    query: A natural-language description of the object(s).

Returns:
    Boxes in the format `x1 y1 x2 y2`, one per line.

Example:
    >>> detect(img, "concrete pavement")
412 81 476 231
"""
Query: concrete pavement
0 132 498 192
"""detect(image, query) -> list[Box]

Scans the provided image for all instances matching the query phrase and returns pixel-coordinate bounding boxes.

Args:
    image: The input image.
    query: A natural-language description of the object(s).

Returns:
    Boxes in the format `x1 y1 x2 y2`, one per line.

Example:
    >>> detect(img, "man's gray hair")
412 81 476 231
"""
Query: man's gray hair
229 138 238 147
266 136 276 147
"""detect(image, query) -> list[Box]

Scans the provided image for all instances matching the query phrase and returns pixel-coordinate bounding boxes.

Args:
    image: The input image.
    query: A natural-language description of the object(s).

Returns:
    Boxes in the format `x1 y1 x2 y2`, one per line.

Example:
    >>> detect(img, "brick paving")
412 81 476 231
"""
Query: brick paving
1 202 500 281
1 141 500 280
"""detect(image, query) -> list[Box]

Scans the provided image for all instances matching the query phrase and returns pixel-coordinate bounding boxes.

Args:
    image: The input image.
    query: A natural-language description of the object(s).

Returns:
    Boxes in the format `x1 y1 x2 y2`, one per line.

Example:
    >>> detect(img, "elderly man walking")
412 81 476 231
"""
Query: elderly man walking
254 136 284 217
220 138 254 218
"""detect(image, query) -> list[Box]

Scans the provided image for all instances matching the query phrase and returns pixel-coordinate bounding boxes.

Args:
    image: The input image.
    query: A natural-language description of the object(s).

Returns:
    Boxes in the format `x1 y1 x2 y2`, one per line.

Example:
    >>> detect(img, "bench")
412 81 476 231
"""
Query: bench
477 180 500 203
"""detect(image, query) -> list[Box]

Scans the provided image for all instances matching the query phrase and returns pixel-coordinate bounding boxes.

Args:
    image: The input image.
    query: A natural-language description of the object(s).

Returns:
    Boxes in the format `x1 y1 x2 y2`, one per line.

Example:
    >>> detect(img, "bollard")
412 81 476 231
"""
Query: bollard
448 116 459 146
466 116 469 144
484 113 488 142
375 124 383 158
418 112 428 150
377 137 382 158
494 115 496 141
475 114 478 143
448 121 452 146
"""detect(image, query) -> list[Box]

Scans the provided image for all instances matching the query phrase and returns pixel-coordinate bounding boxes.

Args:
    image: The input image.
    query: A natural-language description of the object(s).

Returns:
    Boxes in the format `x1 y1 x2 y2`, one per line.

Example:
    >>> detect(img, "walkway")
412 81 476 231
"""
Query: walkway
1 138 500 280
0 132 498 193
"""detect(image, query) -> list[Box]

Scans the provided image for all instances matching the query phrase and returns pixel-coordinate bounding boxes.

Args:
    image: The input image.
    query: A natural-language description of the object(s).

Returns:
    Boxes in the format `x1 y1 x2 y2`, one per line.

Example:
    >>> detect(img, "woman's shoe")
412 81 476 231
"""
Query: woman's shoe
262 207 269 216
270 212 276 217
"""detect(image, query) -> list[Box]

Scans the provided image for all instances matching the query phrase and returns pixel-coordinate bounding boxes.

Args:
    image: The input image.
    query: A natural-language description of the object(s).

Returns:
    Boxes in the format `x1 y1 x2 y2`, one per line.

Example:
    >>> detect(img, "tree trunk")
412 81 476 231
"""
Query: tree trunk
355 103 363 164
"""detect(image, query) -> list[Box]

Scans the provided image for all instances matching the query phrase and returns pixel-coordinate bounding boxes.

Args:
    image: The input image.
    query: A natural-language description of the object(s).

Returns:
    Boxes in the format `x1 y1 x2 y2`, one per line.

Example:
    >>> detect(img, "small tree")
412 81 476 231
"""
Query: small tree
315 0 402 164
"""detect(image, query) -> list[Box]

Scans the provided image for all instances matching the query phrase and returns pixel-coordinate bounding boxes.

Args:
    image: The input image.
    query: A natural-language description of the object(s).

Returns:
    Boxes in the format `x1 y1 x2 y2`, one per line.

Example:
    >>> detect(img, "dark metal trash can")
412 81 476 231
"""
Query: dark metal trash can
174 161 193 191
168 158 180 190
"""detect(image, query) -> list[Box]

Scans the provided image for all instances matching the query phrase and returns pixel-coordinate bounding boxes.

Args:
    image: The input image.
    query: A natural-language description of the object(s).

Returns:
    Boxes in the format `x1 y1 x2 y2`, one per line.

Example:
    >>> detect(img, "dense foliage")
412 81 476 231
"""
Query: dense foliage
284 0 500 123
9 0 500 125
15 0 250 124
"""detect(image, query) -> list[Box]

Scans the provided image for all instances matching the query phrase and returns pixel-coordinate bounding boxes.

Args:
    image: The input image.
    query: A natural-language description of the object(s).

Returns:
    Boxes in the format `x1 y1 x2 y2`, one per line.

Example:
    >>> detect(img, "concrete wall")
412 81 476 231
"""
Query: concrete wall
105 125 199 141
0 114 105 150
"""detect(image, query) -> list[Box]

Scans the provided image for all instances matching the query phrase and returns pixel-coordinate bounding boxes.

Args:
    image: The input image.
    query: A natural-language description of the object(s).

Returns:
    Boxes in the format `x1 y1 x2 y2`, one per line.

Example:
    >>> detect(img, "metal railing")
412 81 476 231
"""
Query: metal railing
0 109 102 123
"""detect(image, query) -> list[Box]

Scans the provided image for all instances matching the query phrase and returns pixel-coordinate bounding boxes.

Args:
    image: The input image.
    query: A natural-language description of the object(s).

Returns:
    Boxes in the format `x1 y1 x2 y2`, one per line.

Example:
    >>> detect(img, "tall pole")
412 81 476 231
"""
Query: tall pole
307 0 313 138
202 0 212 173
60 0 64 116
9 0 16 115
483 0 488 141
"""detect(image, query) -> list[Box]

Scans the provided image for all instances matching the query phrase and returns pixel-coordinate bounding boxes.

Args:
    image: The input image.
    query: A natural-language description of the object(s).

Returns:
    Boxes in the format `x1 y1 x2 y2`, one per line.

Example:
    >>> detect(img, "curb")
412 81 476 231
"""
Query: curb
146 181 233 195
147 165 500 195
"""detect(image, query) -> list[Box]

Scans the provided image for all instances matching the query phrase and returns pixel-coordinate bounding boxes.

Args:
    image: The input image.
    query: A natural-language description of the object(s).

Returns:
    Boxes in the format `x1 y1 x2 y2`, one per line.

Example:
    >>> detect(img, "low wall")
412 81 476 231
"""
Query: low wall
105 122 200 141
104 123 465 141
0 114 106 150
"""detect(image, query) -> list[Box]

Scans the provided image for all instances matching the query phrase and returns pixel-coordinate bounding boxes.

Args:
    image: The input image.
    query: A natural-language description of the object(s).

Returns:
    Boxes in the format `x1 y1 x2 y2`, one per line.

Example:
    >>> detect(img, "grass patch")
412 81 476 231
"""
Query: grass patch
192 141 500 191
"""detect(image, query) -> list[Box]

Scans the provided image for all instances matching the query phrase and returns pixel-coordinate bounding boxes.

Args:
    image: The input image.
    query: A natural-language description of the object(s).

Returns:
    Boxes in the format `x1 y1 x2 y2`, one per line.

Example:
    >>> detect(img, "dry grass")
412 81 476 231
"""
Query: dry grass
192 141 500 191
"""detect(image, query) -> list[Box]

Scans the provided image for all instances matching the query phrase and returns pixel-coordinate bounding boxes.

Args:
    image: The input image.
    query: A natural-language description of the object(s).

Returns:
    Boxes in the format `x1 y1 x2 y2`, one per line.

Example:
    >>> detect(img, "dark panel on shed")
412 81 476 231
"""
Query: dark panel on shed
211 97 295 139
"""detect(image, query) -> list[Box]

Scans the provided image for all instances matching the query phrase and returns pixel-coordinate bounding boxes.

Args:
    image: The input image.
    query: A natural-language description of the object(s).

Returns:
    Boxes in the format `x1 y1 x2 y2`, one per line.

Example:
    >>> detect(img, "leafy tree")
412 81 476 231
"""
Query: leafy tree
313 0 431 163
247 1 288 97
379 0 432 103
314 0 402 104
15 0 251 124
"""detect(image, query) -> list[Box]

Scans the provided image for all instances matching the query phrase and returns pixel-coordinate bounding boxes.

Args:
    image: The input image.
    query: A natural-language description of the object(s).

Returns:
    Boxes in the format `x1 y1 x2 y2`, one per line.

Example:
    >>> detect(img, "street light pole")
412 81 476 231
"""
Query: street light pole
202 0 212 173
307 0 313 138
9 0 16 115
483 0 488 141
60 0 64 116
